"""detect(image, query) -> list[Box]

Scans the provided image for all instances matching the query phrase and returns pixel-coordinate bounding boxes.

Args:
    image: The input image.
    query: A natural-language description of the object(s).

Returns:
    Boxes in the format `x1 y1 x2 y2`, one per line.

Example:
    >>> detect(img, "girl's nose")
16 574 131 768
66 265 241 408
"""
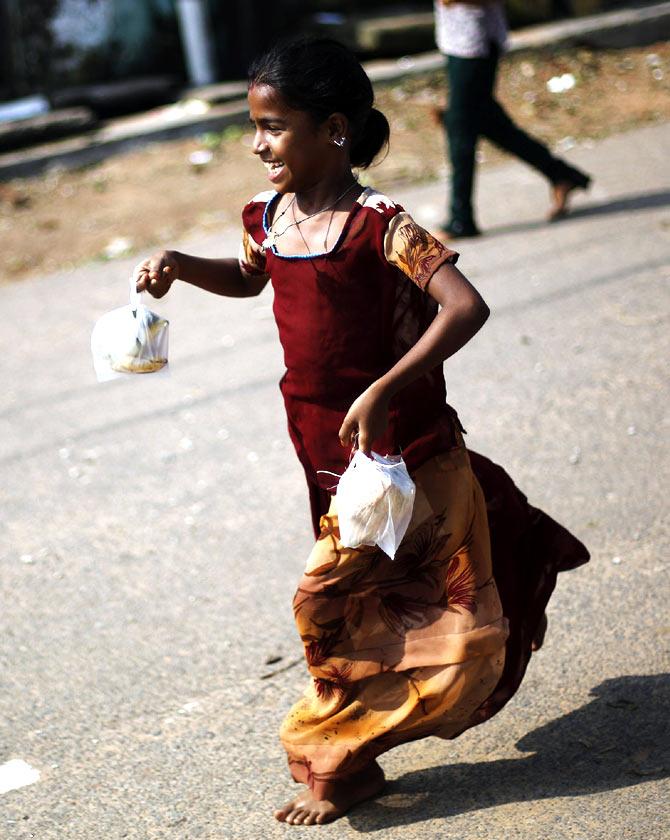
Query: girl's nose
252 130 266 155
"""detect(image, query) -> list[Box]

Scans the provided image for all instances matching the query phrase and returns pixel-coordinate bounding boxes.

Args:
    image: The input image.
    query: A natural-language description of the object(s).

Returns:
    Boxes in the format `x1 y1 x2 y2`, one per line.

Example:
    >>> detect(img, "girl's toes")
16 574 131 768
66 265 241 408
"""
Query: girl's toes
288 809 307 825
274 798 302 822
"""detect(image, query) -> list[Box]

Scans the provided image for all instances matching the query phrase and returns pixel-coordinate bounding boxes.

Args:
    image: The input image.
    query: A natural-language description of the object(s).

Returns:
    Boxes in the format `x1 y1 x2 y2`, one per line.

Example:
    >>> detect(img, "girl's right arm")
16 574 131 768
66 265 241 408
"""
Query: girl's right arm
133 249 269 299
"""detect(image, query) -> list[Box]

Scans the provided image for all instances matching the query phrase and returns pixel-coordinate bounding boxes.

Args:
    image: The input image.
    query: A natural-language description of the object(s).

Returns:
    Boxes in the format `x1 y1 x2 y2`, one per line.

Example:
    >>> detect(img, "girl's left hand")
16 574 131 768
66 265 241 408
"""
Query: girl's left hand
339 385 389 456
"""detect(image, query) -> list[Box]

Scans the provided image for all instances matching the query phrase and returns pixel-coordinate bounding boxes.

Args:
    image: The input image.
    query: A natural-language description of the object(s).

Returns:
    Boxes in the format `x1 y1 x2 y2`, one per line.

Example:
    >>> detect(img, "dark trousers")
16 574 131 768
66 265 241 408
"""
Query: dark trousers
445 43 585 227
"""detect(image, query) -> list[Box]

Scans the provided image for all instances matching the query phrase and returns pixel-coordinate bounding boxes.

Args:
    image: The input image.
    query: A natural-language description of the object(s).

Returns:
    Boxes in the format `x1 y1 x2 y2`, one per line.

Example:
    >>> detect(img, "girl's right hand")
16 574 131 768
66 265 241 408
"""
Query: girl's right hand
133 250 179 298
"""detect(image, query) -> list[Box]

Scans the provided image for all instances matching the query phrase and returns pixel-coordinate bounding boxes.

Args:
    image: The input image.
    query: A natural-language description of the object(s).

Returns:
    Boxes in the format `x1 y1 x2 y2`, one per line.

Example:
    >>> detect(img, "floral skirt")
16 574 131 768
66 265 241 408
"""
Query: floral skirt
281 442 509 797
281 443 590 797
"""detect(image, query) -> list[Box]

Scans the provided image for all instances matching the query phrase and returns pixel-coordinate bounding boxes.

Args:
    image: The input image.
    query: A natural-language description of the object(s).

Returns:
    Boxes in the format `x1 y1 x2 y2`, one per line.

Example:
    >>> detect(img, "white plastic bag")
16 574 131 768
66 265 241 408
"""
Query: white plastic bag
91 279 169 382
336 451 416 559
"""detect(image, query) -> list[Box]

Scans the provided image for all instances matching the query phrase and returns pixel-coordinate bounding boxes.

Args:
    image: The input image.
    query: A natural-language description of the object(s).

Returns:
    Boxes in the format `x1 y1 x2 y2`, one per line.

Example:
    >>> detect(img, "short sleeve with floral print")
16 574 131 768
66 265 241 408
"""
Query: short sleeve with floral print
384 211 458 290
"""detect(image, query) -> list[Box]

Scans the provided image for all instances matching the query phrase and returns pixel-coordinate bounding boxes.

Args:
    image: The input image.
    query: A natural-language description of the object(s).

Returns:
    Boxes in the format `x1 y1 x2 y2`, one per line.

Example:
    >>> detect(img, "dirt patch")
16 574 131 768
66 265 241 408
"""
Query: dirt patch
1 43 669 281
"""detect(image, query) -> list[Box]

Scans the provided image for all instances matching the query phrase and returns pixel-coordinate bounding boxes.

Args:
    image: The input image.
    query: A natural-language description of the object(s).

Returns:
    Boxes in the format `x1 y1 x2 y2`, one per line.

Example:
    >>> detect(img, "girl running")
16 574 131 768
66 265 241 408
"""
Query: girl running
134 36 589 826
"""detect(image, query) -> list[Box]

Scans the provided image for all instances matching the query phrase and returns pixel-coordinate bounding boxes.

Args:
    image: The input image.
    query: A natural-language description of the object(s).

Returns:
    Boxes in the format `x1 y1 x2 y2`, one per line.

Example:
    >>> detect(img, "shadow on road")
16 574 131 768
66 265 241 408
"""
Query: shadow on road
483 189 670 238
566 189 670 221
349 673 669 832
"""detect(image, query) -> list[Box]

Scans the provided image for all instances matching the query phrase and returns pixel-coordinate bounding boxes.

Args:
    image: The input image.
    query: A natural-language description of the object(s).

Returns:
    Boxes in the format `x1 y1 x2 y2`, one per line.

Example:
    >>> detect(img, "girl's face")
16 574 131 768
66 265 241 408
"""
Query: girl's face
248 84 342 193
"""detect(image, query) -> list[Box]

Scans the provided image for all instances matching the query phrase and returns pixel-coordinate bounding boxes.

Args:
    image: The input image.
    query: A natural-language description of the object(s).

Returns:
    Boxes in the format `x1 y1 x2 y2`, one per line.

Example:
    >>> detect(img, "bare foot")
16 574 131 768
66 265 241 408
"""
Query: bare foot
531 612 548 652
274 760 385 825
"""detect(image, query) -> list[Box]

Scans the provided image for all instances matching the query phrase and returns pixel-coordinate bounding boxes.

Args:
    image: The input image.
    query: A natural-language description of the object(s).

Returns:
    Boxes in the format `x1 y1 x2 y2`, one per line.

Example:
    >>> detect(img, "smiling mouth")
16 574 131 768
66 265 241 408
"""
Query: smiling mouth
263 160 284 173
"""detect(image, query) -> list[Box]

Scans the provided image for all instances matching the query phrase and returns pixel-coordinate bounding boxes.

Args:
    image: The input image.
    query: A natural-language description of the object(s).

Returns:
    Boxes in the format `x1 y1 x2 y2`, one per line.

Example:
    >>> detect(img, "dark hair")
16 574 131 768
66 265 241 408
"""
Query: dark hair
248 36 390 169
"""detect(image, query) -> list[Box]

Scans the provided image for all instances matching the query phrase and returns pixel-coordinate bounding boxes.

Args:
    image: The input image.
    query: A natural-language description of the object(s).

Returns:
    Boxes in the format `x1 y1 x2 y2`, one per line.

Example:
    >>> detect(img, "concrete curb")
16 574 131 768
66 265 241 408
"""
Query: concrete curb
1 2 668 182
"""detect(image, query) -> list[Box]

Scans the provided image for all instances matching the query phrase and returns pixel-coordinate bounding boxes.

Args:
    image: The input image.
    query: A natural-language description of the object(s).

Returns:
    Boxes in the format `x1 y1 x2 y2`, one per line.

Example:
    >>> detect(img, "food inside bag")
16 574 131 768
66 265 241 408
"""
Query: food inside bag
91 279 169 382
336 450 416 559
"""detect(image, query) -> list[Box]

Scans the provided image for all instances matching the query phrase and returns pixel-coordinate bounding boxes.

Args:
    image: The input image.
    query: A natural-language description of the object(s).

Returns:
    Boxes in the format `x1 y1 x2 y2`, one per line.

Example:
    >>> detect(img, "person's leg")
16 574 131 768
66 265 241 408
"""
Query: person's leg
480 44 591 217
443 53 493 236
484 100 589 186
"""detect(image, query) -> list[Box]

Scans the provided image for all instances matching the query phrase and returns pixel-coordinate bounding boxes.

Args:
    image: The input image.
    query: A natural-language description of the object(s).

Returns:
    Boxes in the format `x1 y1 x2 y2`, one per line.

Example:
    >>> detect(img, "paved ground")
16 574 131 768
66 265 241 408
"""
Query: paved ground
1 122 668 839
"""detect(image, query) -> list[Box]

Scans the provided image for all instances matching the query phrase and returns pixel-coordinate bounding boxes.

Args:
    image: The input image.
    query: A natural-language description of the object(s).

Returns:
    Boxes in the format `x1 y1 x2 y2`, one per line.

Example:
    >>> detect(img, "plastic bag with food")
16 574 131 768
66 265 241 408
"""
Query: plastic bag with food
91 280 169 382
336 450 416 559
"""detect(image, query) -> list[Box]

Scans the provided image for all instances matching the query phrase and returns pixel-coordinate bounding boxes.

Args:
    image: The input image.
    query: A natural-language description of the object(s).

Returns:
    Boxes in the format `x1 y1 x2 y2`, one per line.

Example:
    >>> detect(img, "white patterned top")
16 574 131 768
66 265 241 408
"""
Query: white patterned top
434 1 508 58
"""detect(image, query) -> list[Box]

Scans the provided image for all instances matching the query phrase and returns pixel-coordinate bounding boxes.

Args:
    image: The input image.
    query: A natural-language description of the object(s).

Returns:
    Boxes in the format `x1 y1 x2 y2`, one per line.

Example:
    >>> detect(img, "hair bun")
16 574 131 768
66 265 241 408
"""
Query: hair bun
350 108 390 169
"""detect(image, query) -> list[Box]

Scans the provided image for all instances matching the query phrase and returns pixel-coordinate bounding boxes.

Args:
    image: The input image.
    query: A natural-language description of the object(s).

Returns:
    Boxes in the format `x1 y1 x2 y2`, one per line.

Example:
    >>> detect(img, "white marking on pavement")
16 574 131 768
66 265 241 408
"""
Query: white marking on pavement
0 759 40 794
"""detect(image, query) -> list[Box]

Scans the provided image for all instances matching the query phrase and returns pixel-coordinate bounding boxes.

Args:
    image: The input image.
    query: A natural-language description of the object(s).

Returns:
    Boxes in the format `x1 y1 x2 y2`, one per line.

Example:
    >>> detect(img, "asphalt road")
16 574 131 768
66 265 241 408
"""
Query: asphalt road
1 122 668 840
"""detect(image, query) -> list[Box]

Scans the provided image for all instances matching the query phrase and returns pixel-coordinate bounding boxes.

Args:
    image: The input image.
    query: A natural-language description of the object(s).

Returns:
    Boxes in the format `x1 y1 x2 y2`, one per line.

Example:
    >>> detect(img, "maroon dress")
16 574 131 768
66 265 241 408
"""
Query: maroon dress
239 187 589 791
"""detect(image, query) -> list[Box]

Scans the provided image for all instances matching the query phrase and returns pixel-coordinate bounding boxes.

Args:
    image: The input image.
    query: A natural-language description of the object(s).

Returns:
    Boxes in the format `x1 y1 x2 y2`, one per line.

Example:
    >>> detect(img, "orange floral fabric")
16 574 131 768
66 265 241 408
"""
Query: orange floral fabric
384 211 458 290
281 441 508 797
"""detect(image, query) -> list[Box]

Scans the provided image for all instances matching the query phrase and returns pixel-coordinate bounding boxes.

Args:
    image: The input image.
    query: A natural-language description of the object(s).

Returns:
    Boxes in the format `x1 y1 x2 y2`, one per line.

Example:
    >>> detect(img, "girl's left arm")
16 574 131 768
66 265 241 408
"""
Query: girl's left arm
339 263 489 454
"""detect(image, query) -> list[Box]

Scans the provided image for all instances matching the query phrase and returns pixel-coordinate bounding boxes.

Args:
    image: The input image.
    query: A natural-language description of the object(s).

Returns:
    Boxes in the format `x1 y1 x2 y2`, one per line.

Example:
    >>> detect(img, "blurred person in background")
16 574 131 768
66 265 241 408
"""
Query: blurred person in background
434 0 591 238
